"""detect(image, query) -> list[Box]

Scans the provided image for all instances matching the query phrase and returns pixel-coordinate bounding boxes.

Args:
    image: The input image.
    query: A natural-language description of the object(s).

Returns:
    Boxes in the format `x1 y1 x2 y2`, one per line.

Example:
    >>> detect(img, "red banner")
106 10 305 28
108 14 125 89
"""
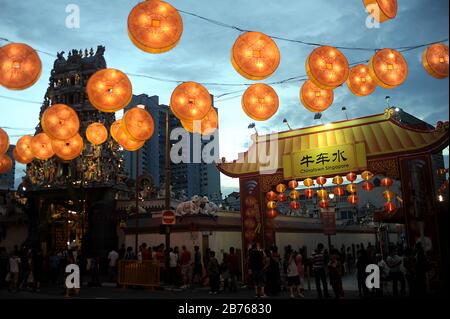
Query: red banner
321 208 336 235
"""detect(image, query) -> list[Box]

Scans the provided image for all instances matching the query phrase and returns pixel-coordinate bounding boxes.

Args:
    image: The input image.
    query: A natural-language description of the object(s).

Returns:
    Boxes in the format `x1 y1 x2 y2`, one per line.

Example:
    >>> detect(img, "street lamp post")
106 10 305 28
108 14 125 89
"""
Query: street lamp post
164 110 171 270
134 148 140 256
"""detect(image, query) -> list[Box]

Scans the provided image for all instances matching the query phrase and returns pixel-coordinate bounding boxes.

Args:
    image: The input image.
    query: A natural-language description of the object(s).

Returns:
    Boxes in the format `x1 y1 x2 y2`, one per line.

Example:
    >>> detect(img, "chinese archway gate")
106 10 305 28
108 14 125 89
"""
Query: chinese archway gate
218 107 449 289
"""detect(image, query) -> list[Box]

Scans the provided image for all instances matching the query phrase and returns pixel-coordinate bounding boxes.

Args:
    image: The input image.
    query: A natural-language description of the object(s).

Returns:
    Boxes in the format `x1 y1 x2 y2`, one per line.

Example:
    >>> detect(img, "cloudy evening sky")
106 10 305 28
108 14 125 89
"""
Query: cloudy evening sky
0 0 448 195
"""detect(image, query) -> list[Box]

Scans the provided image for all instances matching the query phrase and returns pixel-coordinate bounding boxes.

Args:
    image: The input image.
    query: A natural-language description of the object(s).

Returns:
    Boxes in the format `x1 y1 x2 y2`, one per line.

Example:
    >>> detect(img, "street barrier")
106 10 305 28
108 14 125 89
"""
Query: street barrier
118 260 160 288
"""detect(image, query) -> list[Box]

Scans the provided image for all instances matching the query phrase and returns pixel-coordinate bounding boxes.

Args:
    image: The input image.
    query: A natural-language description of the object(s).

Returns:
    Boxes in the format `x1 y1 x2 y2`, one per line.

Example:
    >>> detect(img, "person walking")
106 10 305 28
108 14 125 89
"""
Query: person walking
169 248 179 286
107 248 119 283
286 250 301 298
386 247 406 297
8 250 20 293
192 246 203 285
248 243 265 298
180 246 192 289
296 248 306 298
328 250 344 299
207 251 220 294
228 247 239 292
356 246 369 297
312 243 330 298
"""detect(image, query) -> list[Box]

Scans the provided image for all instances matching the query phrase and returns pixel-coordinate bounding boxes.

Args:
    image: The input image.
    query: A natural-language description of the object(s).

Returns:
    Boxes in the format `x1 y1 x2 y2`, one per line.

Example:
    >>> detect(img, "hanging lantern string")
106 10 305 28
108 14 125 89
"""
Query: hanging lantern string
177 9 449 51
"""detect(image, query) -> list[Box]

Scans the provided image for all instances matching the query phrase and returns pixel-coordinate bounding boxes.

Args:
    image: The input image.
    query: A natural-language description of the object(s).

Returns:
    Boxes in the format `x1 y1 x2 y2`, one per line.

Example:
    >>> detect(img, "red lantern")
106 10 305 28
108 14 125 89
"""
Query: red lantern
41 104 80 141
0 43 42 90
347 64 377 96
363 0 398 23
361 170 374 181
267 201 277 210
303 188 314 198
316 176 327 186
422 43 449 79
266 209 278 219
319 199 329 209
300 80 334 113
369 48 408 89
123 107 155 141
306 46 350 89
277 193 287 203
290 201 300 210
332 175 343 185
242 84 279 121
170 82 212 121
289 190 300 200
0 154 12 174
347 194 358 205
127 0 183 54
384 202 397 213
346 172 357 182
266 191 277 201
317 189 328 199
231 31 280 80
288 180 298 190
333 186 345 197
346 183 357 193
381 177 394 187
87 68 133 113
362 181 375 192
303 178 314 188
0 128 10 155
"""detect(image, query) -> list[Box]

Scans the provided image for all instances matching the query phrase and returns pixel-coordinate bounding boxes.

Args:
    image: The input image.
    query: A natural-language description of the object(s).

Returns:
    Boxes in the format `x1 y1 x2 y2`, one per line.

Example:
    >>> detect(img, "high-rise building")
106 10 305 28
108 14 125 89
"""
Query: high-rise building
124 94 222 203
0 145 15 190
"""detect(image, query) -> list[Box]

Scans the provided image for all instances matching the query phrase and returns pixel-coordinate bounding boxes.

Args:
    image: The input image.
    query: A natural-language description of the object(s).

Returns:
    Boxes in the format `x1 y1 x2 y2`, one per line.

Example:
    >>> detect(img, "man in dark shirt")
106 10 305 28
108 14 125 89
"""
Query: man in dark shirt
248 243 265 297
228 247 240 292
312 243 330 298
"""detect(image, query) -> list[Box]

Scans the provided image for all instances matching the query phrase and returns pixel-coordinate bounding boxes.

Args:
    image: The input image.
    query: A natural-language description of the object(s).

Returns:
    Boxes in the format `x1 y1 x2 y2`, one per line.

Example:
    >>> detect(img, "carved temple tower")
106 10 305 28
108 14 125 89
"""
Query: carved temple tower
21 46 129 256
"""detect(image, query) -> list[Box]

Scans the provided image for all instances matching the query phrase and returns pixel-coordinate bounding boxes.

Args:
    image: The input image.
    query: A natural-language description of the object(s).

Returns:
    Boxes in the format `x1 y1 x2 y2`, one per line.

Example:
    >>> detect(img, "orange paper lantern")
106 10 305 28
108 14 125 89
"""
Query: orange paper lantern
317 189 328 199
181 107 218 136
41 104 80 141
170 82 212 121
332 175 343 185
127 0 183 54
0 128 9 154
347 64 377 96
267 201 277 210
306 46 349 89
346 172 357 182
422 43 449 79
276 183 287 193
52 134 84 161
289 190 300 200
0 154 12 174
334 186 345 197
0 43 42 90
362 181 375 192
300 80 334 113
369 48 408 89
242 84 279 121
231 31 280 80
347 194 358 205
277 193 287 203
383 190 395 201
290 201 300 210
13 147 32 165
288 180 298 190
86 122 108 145
123 107 155 141
304 188 314 198
303 178 314 188
15 135 34 162
87 68 132 113
266 191 277 201
363 0 398 23
30 133 54 160
266 209 278 219
316 176 327 186
361 170 374 181
110 120 145 152
346 183 357 193
319 199 329 209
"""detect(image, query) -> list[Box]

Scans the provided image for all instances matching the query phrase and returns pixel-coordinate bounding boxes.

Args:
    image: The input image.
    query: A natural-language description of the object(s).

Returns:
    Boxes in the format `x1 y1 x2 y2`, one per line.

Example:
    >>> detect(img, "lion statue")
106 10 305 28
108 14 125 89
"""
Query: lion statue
175 195 201 216
199 196 219 216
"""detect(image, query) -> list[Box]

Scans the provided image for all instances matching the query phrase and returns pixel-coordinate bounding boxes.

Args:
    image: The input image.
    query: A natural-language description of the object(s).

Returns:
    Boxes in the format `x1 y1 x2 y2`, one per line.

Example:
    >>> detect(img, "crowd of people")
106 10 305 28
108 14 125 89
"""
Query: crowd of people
0 240 430 298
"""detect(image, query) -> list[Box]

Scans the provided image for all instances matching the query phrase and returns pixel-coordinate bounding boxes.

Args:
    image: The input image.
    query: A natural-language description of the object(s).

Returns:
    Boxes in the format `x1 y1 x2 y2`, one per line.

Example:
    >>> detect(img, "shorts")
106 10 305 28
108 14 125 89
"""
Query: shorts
252 271 265 286
287 275 300 286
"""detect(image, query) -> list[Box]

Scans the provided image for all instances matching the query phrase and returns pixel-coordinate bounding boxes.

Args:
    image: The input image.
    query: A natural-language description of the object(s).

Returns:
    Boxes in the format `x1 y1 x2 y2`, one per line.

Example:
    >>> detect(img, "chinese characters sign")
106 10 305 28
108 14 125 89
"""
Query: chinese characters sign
282 143 367 179
321 208 336 235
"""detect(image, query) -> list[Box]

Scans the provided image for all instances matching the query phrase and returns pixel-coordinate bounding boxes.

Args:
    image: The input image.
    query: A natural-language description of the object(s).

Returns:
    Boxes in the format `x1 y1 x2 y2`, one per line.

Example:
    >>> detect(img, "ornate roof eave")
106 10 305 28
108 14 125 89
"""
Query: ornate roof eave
217 108 449 178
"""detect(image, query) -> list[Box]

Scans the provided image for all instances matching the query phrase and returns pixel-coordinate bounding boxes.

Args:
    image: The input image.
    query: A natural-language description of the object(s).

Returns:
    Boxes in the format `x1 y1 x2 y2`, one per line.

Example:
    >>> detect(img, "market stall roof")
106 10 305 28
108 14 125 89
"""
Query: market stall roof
218 108 449 177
